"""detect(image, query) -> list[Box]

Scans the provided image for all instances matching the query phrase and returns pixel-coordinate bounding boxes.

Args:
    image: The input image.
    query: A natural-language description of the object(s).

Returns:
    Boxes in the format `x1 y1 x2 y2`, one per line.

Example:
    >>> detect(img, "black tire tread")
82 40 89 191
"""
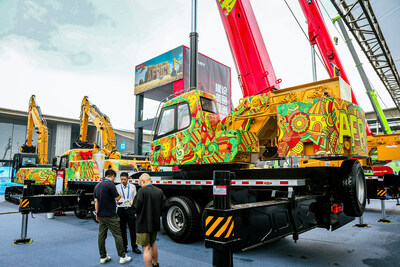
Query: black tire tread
340 160 366 217
162 196 200 243
74 210 88 219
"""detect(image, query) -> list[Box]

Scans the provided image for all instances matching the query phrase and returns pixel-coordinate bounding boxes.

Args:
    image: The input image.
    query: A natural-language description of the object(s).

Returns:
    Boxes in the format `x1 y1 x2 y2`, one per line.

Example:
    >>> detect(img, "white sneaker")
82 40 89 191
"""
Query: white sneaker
119 255 132 264
100 255 111 264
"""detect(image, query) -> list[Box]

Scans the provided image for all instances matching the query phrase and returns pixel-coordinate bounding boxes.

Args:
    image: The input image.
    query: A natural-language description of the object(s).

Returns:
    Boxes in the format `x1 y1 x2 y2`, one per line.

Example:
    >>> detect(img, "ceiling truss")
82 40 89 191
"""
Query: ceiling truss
331 0 400 111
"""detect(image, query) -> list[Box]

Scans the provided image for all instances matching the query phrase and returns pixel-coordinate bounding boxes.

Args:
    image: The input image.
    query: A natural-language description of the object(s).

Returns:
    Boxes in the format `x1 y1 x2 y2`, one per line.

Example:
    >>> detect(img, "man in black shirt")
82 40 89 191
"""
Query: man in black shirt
94 169 131 264
134 173 168 267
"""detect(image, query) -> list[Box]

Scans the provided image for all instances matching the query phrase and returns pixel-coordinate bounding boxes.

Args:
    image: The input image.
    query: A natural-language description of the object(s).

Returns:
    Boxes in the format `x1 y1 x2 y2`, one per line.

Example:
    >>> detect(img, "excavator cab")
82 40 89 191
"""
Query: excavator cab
10 153 38 182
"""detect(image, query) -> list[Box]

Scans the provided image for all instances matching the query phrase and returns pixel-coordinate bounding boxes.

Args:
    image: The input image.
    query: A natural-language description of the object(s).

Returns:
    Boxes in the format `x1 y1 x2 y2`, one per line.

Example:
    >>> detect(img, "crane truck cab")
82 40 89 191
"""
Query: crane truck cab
152 89 259 167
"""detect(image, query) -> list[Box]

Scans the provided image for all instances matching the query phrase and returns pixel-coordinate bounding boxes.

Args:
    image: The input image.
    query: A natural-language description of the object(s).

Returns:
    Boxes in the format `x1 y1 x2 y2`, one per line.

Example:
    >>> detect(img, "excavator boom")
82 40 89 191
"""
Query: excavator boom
21 95 49 164
79 96 118 157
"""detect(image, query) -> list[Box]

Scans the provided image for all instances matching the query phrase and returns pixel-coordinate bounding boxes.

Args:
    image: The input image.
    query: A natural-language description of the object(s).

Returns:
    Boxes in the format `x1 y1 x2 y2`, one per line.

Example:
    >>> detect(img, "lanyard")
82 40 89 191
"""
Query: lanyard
121 184 129 200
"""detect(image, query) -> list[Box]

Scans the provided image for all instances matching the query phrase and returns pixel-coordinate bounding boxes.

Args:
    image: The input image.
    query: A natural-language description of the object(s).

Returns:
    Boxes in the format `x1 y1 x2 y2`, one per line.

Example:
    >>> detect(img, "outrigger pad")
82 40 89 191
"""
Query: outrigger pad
12 238 33 245
350 224 371 228
377 219 392 224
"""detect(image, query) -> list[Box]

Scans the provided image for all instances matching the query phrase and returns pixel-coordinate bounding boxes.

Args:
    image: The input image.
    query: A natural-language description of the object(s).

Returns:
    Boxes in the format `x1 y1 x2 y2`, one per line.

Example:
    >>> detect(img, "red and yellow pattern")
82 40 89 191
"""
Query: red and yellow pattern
277 97 368 157
68 160 101 181
152 90 259 166
15 167 55 185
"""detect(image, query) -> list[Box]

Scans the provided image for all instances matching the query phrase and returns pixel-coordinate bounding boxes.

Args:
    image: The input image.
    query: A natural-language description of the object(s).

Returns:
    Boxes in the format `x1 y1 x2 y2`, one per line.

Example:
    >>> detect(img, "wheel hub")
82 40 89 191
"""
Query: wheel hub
167 206 185 232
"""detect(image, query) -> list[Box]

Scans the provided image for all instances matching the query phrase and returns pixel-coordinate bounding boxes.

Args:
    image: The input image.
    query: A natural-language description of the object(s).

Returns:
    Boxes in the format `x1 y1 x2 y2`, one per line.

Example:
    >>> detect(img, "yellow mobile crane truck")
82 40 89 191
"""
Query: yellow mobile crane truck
127 77 370 246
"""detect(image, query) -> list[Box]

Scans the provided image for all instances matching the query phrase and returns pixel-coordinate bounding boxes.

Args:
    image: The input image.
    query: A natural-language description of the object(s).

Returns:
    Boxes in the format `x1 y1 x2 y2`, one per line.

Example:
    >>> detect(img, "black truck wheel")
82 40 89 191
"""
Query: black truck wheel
339 160 366 217
74 210 88 219
162 196 200 243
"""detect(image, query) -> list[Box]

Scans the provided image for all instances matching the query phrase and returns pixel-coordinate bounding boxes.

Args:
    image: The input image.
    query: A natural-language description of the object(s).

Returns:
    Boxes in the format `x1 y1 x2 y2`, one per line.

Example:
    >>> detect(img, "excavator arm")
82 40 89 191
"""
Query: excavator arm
21 95 49 164
79 96 120 159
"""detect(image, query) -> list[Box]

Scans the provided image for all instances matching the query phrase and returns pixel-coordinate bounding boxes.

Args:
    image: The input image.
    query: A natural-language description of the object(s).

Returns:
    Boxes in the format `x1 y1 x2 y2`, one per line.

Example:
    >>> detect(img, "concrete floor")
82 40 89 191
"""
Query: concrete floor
0 196 399 266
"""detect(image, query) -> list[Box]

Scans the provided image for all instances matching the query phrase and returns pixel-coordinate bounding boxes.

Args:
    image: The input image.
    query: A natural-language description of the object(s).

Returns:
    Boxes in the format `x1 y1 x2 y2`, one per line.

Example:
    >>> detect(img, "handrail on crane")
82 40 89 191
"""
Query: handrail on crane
20 95 49 164
78 96 120 159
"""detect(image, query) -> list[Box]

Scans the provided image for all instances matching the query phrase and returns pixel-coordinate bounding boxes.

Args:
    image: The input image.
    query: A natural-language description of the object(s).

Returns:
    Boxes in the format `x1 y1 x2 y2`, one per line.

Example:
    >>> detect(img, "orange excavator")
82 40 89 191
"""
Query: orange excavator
55 96 157 195
5 95 55 202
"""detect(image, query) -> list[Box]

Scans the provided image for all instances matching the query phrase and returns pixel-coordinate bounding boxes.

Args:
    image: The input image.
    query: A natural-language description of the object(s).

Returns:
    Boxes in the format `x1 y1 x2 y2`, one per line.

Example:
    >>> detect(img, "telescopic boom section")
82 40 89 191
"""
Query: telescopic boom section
80 96 118 156
216 0 280 97
298 0 372 135
298 0 352 89
24 95 49 164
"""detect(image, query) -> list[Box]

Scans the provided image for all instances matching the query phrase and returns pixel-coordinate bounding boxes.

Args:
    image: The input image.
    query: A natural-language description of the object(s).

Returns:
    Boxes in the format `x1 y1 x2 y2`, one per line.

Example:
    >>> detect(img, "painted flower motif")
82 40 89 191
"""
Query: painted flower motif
290 113 310 134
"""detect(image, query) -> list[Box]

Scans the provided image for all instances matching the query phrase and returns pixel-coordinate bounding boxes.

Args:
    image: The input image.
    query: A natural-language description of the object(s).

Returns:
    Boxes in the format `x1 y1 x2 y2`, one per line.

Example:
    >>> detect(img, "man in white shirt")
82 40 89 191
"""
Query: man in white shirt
116 172 141 254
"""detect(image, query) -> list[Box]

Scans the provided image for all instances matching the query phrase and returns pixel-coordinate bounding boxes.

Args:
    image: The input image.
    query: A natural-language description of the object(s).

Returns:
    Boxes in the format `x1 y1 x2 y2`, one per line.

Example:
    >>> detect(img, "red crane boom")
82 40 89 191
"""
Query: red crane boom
216 0 280 97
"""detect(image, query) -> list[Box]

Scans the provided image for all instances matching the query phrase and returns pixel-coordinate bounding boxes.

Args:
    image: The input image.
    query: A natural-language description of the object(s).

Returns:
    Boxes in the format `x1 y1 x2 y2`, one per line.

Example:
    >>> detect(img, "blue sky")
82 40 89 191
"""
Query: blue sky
0 0 396 131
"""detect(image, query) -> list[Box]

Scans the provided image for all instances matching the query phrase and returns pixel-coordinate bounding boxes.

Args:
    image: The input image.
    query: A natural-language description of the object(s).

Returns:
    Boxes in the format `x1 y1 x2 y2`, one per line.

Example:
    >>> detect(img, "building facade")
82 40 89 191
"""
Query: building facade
365 108 400 134
0 108 151 163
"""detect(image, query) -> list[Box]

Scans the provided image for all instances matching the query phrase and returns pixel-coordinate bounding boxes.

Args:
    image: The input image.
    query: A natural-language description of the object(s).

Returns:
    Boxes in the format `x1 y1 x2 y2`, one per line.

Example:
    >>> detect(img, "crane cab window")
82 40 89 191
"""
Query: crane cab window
178 104 190 130
21 157 37 167
200 96 218 114
154 103 191 140
60 156 69 169
156 107 175 137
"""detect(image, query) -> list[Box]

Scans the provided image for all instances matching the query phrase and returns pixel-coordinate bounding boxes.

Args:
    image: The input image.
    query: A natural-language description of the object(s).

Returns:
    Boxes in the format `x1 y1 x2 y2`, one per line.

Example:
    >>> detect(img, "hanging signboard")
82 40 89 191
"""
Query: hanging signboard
134 46 184 95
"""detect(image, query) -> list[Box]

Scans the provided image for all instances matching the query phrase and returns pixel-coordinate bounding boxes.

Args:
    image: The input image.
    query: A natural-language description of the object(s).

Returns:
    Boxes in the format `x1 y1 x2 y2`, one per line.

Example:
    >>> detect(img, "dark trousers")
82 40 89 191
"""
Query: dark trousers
98 215 125 258
117 207 137 250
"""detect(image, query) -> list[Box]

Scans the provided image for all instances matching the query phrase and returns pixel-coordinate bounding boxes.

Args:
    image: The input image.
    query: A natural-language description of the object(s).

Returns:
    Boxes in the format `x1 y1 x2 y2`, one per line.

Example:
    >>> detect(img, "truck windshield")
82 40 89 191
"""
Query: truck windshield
154 102 191 140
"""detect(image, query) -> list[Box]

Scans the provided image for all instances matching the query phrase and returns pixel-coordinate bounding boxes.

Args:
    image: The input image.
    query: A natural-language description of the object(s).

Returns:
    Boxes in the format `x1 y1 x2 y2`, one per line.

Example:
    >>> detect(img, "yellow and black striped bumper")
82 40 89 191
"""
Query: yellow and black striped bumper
19 198 30 209
205 215 235 239
204 208 241 251
377 189 387 199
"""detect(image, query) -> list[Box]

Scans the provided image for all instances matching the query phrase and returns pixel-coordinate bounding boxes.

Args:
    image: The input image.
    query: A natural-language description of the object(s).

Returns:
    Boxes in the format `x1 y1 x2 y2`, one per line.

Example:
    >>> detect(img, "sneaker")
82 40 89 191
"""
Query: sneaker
119 255 132 264
100 255 111 264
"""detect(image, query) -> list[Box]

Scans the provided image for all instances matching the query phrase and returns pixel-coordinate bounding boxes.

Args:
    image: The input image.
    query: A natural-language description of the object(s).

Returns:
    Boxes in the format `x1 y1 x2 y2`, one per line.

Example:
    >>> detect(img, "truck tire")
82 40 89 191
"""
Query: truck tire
339 160 366 217
162 196 200 243
74 210 88 219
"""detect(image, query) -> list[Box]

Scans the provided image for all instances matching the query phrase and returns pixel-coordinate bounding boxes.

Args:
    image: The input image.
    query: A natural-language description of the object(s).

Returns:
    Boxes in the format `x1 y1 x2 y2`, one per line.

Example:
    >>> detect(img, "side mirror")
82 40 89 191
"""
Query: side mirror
52 157 59 171
52 157 57 167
